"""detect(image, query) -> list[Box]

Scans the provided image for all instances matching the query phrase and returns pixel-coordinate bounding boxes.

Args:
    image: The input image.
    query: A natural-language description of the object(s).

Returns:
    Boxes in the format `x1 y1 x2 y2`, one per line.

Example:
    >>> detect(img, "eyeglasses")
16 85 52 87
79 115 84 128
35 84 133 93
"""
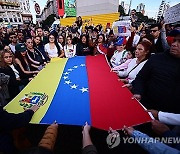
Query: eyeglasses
49 37 55 39
4 56 13 59
59 38 63 39
27 42 33 44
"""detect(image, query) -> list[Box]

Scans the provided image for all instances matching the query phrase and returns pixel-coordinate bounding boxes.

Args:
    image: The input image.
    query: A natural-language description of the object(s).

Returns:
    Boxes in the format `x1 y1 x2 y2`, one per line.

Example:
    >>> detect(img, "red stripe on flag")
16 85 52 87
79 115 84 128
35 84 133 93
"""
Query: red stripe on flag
86 55 151 130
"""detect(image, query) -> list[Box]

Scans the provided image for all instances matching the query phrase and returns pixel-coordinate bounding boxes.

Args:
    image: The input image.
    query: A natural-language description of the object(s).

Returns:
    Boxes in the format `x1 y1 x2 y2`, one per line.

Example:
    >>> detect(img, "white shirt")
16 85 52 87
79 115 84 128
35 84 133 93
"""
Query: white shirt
9 44 16 54
110 50 128 68
45 43 59 58
118 58 147 83
64 45 76 58
158 111 180 126
9 64 20 79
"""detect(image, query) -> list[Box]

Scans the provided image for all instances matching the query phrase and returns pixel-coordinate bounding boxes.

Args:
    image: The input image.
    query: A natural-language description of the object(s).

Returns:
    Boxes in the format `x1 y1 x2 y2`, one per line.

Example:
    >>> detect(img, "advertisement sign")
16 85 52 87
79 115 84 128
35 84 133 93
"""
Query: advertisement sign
64 0 76 17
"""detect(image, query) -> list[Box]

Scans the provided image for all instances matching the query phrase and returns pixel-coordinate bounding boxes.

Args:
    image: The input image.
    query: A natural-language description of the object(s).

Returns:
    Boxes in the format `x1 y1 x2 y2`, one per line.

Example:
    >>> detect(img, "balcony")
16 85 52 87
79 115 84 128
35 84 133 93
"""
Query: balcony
0 1 20 7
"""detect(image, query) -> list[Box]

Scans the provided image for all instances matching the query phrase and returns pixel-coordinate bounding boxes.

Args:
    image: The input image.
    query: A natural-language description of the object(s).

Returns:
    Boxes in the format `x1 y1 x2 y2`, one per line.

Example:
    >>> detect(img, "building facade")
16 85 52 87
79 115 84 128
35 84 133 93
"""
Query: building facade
76 0 119 16
0 0 32 26
41 0 59 21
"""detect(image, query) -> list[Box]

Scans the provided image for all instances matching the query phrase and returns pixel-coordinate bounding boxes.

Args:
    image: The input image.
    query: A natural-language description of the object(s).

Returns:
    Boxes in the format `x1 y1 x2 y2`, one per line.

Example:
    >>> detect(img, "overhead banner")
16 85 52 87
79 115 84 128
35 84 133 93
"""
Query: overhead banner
5 56 151 130
164 3 180 24
57 0 65 17
64 0 76 17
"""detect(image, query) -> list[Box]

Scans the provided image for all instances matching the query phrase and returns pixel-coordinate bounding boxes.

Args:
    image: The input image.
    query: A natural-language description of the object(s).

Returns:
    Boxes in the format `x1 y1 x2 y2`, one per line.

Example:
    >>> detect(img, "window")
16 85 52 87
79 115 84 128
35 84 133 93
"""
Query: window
10 18 13 22
14 18 17 22
18 18 22 22
4 18 8 22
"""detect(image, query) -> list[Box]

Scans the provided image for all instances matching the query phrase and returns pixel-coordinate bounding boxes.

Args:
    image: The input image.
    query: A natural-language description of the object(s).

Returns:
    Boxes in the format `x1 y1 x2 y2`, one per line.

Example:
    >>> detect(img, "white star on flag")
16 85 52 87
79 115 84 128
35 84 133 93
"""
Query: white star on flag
80 87 88 93
63 76 68 80
80 64 85 67
68 68 73 71
64 72 70 75
65 80 72 85
73 66 78 69
71 84 78 89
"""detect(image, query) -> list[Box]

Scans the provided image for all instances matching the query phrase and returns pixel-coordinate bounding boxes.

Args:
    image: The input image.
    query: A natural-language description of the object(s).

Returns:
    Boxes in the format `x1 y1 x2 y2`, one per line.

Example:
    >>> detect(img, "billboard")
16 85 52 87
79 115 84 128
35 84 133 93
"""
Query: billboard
64 0 76 17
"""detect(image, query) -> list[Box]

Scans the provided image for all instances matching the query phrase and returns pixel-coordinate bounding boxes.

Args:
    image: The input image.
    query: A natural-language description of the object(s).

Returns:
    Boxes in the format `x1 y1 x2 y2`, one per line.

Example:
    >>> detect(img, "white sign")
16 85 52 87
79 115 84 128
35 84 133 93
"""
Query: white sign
112 20 131 37
164 3 180 24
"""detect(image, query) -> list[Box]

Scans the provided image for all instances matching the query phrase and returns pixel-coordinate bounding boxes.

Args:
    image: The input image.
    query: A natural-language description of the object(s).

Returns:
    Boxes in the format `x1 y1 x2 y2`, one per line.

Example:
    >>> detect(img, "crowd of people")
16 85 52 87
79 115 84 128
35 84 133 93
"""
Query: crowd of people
0 11 180 154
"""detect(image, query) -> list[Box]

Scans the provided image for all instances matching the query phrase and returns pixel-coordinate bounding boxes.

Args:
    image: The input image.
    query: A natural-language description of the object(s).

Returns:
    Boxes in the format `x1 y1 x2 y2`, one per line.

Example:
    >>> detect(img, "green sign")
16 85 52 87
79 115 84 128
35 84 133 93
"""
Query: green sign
64 0 76 17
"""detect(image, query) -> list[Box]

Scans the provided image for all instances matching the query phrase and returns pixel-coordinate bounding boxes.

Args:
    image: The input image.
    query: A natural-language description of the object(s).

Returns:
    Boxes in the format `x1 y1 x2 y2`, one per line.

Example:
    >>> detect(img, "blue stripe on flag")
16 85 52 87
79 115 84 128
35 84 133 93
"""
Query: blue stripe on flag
41 56 91 125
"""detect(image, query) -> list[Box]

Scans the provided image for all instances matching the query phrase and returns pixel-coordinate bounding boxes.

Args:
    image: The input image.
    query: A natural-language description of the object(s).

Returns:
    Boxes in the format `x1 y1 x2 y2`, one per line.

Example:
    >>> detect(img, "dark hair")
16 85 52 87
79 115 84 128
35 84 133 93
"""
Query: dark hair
97 34 105 43
9 32 16 37
142 34 154 44
14 50 31 71
131 9 136 12
150 23 162 30
80 34 89 46
48 34 61 56
57 35 65 47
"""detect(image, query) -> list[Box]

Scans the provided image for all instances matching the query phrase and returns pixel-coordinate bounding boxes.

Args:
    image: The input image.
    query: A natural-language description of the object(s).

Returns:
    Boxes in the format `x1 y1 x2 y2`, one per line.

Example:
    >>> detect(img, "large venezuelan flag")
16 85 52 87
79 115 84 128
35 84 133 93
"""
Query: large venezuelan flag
5 55 151 130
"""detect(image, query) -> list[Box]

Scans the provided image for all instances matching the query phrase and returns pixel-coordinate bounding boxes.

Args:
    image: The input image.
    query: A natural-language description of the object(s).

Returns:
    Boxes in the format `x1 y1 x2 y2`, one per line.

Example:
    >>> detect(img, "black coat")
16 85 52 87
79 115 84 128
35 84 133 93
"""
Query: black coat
132 52 180 113
0 65 29 101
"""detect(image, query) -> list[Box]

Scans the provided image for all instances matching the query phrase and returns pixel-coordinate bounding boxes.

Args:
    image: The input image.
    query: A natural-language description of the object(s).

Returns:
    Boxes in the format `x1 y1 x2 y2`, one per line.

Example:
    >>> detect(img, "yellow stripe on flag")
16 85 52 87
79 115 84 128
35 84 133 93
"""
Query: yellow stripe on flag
4 58 68 123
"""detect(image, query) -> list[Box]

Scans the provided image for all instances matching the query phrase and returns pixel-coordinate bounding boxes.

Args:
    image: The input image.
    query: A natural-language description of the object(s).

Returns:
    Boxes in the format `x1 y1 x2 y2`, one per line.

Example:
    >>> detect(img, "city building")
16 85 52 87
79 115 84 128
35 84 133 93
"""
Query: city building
0 0 32 26
19 0 32 24
41 0 59 21
76 0 119 16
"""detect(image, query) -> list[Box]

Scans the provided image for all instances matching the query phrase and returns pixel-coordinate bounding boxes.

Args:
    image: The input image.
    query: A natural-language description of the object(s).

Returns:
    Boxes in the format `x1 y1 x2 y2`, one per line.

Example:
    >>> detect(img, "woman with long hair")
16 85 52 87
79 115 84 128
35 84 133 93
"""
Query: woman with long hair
0 50 30 101
76 34 92 56
44 34 64 59
93 34 108 55
57 35 65 47
64 35 76 58
14 43 39 78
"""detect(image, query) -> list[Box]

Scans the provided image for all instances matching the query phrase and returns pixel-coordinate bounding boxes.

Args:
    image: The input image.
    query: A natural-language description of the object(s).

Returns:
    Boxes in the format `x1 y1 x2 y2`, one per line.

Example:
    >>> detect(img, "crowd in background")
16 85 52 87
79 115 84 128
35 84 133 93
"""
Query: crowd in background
0 10 180 154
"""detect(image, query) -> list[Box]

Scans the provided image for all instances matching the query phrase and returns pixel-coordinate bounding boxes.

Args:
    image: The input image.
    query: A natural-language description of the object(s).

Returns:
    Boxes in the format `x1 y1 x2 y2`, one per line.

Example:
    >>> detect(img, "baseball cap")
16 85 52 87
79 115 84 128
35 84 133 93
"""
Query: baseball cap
15 43 27 52
169 29 180 37
115 37 127 46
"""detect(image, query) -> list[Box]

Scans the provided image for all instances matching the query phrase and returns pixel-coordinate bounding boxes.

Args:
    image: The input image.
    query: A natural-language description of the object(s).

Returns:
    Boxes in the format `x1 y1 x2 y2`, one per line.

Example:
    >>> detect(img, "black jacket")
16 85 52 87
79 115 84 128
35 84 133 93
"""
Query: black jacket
76 43 92 56
0 65 29 101
132 52 180 113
